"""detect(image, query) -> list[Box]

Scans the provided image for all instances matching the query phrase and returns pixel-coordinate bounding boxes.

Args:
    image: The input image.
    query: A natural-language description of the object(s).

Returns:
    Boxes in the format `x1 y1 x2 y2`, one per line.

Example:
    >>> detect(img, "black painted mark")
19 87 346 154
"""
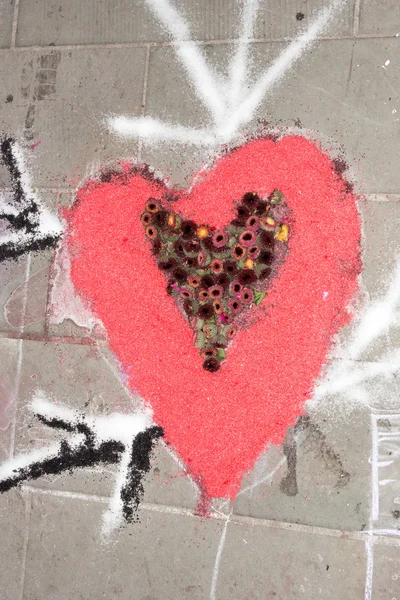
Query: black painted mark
0 136 60 262
296 12 305 21
0 410 164 522
121 426 164 522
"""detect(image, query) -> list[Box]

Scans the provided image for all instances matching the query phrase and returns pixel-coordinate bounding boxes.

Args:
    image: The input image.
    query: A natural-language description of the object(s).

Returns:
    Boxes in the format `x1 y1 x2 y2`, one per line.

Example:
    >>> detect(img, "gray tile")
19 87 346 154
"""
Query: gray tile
331 199 400 362
11 340 198 508
231 405 371 532
0 490 28 600
141 44 216 187
0 48 145 188
15 0 242 46
15 0 355 48
23 492 224 600
0 338 20 459
0 0 15 49
254 0 354 39
217 519 366 599
250 38 400 194
361 200 400 303
359 0 400 36
0 250 53 335
372 540 400 599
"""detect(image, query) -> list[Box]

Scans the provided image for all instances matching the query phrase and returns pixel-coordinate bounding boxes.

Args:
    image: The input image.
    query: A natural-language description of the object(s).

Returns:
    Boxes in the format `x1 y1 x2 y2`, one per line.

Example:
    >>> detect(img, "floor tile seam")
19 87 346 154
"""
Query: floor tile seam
353 0 361 36
0 187 399 202
10 0 20 49
18 490 31 600
0 331 106 346
3 33 399 54
19 485 400 544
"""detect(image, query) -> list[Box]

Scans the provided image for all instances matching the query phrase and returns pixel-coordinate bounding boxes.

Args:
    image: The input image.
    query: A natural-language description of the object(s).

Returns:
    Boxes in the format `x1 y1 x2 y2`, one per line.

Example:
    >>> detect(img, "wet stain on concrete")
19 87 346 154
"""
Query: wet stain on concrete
280 427 298 496
295 416 351 488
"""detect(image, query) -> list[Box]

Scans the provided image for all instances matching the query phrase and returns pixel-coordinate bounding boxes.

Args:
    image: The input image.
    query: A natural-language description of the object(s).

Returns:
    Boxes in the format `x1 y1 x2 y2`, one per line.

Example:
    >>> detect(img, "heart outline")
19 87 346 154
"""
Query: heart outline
68 135 361 499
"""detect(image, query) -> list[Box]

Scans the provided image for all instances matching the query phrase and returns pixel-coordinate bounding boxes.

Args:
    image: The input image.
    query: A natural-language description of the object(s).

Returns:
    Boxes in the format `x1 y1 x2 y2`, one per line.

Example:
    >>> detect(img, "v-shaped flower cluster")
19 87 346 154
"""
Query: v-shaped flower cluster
142 190 289 371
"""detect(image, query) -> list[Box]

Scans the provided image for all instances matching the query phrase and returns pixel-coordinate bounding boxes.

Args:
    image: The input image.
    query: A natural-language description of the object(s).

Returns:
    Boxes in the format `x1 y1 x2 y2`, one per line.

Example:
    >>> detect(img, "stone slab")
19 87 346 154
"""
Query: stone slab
23 492 224 600
15 0 354 47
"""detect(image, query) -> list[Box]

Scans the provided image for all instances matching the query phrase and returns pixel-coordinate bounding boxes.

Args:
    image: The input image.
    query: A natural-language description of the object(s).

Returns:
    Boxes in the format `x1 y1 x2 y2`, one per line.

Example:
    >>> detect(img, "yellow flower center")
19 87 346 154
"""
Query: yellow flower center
196 226 209 239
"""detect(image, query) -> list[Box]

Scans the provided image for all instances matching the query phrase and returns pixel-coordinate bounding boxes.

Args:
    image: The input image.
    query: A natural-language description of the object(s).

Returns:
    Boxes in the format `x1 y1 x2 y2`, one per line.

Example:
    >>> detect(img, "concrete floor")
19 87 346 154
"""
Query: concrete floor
0 0 400 598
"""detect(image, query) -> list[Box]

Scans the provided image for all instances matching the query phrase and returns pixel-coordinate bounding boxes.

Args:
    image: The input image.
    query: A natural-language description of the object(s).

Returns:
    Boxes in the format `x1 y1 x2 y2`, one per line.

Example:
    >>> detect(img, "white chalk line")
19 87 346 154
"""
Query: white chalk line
228 0 260 109
144 0 226 123
110 0 346 145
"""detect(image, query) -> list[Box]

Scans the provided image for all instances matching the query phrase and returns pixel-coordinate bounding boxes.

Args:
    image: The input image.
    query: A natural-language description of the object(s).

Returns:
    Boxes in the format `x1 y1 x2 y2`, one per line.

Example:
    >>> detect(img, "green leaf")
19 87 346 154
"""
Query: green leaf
195 331 206 348
270 189 283 204
203 323 217 338
195 318 204 331
216 348 226 360
253 290 267 306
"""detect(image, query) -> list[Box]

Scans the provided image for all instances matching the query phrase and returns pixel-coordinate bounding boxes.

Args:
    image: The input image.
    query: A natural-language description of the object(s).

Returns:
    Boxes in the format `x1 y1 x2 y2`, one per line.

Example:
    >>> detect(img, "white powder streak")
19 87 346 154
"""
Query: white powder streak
228 0 260 109
109 116 217 145
11 142 62 239
218 0 346 140
210 516 230 600
144 0 226 123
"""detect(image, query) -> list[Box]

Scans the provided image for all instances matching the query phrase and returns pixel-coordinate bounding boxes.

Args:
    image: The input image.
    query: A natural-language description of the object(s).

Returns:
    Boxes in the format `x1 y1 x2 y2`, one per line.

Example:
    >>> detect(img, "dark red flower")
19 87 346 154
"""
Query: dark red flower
213 299 223 314
248 245 260 259
230 280 242 295
242 192 259 208
151 238 162 256
188 275 201 288
232 244 246 260
216 272 230 288
181 220 197 238
255 201 268 215
212 230 228 248
228 299 242 314
145 225 158 240
159 258 177 271
259 250 273 265
246 215 260 230
203 358 220 372
197 303 214 319
241 288 254 304
211 259 223 274
145 199 160 213
173 268 188 283
259 266 272 280
198 289 210 302
238 270 257 285
185 256 197 268
239 230 256 247
224 261 238 276
235 204 250 221
209 285 223 300
152 210 167 227
174 240 186 256
141 211 153 226
201 274 215 288
203 347 217 358
226 325 237 339
184 239 201 253
260 231 275 248
183 299 197 316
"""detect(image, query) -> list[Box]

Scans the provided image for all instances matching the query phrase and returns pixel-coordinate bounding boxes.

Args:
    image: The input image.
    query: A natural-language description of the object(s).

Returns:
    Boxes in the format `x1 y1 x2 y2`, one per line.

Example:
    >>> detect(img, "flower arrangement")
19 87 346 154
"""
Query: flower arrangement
141 190 289 372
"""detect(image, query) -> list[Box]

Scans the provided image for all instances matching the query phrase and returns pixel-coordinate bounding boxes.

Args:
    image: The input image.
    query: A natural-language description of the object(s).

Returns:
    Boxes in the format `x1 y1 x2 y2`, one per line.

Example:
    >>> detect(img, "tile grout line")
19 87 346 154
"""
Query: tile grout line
3 32 399 54
18 490 32 600
10 0 20 49
138 45 151 162
21 485 400 545
353 0 361 37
